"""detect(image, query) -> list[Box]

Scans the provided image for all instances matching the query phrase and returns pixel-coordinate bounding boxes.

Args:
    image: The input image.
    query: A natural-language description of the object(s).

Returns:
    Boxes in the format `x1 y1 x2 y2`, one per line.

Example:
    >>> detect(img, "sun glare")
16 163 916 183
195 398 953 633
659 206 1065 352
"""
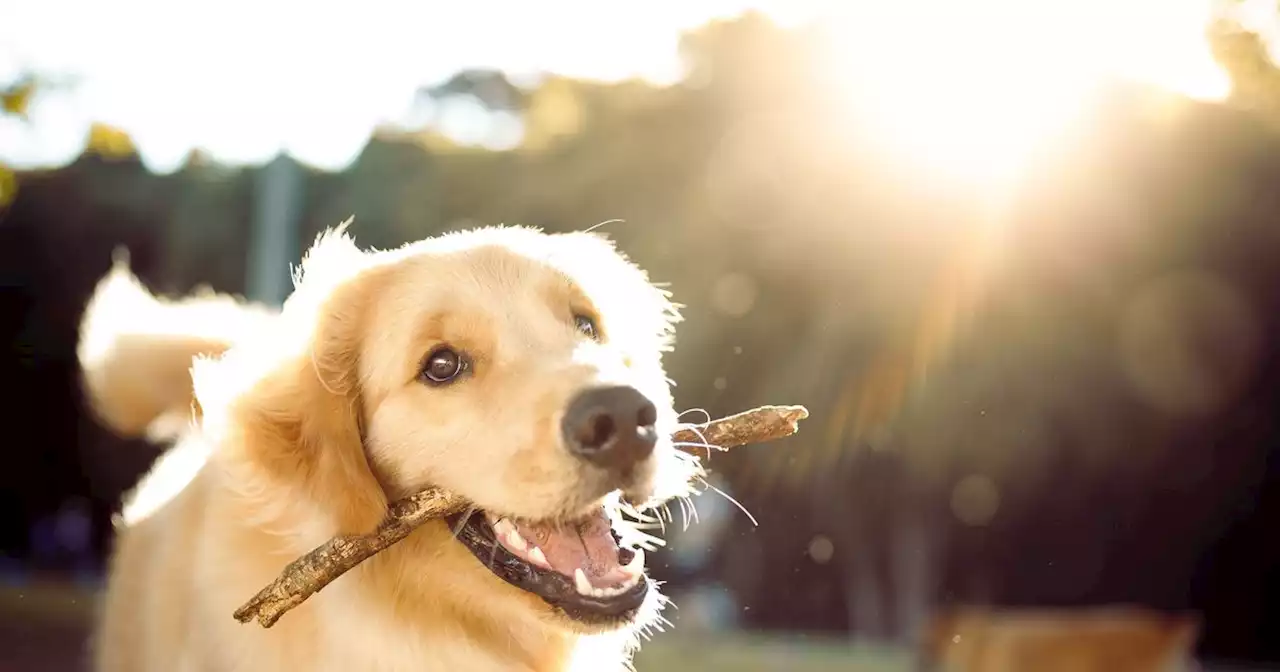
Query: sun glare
817 0 1232 187
0 0 1244 173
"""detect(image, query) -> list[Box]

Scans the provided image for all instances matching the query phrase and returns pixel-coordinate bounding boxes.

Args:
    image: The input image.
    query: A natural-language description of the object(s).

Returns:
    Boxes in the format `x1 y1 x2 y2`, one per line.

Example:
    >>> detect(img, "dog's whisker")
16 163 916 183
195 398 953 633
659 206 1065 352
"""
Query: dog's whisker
486 531 500 570
675 422 717 459
676 408 712 424
608 507 666 552
672 441 721 450
582 218 625 233
673 440 722 461
623 516 665 532
686 425 711 442
450 506 478 541
699 477 758 527
684 495 700 527
618 498 655 522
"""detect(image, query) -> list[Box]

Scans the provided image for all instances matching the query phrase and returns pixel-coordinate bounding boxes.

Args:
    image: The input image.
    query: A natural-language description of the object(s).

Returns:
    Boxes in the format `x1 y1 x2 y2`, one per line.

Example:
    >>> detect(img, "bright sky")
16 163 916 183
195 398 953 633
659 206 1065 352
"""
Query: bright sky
0 0 1252 176
820 0 1235 185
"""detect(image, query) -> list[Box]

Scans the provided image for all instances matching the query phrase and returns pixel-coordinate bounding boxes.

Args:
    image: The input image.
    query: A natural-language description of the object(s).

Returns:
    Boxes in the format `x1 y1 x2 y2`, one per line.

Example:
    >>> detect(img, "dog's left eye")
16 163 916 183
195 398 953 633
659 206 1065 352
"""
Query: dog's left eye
573 314 600 341
420 347 468 385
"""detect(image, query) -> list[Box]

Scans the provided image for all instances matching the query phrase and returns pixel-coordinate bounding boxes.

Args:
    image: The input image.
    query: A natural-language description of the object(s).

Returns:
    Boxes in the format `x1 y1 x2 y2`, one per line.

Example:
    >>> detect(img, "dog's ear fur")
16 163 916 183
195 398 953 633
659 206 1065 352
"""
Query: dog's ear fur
194 225 390 535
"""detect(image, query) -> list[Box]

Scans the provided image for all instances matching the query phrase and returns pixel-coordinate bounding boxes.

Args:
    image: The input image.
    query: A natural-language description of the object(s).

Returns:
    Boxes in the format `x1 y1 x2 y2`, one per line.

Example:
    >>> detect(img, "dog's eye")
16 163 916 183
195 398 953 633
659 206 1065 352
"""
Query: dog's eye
573 314 600 341
420 347 467 385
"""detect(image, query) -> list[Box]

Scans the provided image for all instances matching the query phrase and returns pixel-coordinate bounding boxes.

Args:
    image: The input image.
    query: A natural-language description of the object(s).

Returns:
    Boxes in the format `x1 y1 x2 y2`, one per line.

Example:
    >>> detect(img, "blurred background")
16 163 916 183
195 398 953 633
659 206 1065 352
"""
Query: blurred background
4 0 1280 669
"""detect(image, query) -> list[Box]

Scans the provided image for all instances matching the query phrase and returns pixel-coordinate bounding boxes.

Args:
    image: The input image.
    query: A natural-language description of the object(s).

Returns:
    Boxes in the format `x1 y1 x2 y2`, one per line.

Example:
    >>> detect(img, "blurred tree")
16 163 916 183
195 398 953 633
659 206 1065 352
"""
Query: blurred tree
0 73 91 208
84 122 138 160
0 166 14 210
0 77 35 208
427 68 527 112
521 77 585 151
1 75 36 119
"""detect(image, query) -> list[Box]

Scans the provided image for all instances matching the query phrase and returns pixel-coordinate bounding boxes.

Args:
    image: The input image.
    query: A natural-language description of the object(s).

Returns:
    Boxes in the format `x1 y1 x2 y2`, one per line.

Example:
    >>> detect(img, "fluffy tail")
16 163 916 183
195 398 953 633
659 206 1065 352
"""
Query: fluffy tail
77 252 276 439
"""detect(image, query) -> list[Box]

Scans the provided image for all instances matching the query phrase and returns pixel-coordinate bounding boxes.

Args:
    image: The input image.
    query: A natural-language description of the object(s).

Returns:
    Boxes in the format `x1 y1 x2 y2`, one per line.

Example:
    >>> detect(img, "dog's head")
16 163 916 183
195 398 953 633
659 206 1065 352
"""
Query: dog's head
197 224 701 632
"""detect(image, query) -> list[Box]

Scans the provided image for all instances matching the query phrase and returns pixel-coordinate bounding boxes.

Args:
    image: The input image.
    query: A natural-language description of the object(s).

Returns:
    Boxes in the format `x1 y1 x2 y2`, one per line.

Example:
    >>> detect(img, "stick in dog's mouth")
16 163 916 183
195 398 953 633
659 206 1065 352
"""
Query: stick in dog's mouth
451 507 649 625
234 404 809 628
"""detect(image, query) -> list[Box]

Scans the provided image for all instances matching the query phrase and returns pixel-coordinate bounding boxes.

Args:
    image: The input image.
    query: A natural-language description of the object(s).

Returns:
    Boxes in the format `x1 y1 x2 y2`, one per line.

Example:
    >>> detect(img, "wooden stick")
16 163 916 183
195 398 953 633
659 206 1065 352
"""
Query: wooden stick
234 404 808 628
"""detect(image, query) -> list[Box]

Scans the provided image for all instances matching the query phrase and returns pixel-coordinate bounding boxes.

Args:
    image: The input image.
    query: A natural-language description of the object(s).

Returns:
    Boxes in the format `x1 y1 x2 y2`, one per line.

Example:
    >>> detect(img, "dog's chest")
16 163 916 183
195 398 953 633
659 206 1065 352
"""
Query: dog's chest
306 588 573 672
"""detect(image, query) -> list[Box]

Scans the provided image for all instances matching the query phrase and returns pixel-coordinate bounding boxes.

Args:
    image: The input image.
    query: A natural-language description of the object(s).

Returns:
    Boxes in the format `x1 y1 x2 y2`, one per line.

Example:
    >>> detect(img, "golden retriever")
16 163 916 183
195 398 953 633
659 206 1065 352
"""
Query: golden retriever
78 223 703 671
921 605 1200 672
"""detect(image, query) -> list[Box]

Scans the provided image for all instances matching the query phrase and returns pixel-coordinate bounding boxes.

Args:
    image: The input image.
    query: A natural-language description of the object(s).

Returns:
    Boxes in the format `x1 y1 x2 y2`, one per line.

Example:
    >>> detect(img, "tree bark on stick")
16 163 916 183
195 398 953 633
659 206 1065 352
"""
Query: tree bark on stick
234 404 808 628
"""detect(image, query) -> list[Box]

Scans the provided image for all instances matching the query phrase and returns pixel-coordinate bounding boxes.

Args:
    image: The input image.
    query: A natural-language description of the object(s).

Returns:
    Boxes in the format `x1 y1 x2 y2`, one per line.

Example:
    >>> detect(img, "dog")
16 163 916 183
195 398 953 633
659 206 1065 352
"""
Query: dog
78 223 704 671
920 605 1201 671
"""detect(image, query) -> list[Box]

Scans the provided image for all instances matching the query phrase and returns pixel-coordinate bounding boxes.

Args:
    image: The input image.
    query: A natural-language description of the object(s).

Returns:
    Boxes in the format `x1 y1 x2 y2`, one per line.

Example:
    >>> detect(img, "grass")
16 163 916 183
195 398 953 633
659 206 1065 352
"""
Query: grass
634 631 910 672
6 581 1272 671
0 579 911 670
0 577 97 625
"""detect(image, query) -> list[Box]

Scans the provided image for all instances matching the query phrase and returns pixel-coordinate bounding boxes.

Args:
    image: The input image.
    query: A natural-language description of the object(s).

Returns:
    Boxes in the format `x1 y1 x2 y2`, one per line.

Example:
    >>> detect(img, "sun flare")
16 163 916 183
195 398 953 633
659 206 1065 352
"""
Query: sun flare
815 0 1232 187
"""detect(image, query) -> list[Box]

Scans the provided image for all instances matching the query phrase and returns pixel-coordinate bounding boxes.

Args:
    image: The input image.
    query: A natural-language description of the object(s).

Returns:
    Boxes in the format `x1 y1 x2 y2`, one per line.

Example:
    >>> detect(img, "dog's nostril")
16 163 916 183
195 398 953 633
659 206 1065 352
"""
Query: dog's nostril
581 413 617 449
636 403 657 429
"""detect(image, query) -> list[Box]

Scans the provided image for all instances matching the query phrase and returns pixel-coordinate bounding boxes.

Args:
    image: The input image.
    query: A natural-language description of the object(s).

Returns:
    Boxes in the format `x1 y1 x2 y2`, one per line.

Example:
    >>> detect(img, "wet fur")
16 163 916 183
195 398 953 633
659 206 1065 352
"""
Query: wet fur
81 224 701 672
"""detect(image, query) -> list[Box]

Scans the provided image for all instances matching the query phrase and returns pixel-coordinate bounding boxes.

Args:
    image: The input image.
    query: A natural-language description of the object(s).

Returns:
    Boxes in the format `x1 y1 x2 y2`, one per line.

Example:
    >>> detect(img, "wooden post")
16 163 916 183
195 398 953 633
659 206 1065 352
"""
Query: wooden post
246 153 303 306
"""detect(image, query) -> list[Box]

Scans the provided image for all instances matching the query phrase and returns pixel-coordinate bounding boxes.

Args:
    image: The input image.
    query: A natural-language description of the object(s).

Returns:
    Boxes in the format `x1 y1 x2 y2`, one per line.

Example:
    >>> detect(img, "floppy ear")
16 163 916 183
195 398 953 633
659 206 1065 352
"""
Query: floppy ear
196 227 390 535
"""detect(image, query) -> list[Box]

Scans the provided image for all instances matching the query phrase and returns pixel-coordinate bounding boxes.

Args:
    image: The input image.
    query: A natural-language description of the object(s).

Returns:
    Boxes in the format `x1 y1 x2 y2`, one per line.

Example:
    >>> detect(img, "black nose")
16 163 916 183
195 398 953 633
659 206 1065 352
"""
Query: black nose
562 385 659 471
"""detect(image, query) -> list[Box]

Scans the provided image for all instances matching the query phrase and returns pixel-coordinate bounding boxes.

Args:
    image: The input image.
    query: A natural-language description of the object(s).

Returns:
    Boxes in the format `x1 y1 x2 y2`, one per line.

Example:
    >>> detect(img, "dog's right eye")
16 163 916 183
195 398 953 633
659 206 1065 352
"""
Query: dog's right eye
420 347 468 385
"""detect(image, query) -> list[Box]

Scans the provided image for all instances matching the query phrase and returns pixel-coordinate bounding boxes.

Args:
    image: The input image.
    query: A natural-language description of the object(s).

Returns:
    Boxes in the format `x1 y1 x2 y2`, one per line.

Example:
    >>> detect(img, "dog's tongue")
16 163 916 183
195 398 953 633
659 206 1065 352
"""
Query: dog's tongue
515 511 621 581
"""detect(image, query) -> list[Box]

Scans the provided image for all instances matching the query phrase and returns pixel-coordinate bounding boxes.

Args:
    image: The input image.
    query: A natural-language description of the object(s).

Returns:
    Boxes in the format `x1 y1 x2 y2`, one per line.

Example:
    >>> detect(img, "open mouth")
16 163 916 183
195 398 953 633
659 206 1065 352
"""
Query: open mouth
448 506 649 626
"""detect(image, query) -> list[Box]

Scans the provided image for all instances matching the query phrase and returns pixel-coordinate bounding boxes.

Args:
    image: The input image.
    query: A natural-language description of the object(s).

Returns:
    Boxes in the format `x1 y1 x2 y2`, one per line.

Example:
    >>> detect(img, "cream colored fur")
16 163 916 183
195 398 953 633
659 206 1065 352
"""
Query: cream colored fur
77 253 277 440
80 223 701 672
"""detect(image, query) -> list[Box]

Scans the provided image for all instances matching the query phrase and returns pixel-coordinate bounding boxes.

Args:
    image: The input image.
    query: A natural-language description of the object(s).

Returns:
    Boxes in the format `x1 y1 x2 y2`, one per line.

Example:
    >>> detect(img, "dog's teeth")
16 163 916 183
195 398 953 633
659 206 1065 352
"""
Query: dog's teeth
593 579 635 598
574 568 594 595
528 546 550 568
492 518 516 539
493 519 533 557
620 548 645 577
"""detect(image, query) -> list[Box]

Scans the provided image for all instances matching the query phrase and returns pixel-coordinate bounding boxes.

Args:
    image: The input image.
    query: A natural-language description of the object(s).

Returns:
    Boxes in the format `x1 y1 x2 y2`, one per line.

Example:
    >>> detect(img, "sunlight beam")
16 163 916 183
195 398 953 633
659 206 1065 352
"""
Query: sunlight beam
815 0 1231 187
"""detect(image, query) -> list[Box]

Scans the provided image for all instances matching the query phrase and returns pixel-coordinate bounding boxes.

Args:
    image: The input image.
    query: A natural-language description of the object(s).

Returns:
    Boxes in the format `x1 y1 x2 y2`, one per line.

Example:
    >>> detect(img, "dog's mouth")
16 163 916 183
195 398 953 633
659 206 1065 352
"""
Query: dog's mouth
448 506 649 626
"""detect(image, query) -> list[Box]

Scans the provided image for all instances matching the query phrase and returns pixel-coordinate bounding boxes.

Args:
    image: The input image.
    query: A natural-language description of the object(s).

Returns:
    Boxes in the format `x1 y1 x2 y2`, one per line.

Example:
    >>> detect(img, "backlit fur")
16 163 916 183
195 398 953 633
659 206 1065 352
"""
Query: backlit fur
82 223 702 672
